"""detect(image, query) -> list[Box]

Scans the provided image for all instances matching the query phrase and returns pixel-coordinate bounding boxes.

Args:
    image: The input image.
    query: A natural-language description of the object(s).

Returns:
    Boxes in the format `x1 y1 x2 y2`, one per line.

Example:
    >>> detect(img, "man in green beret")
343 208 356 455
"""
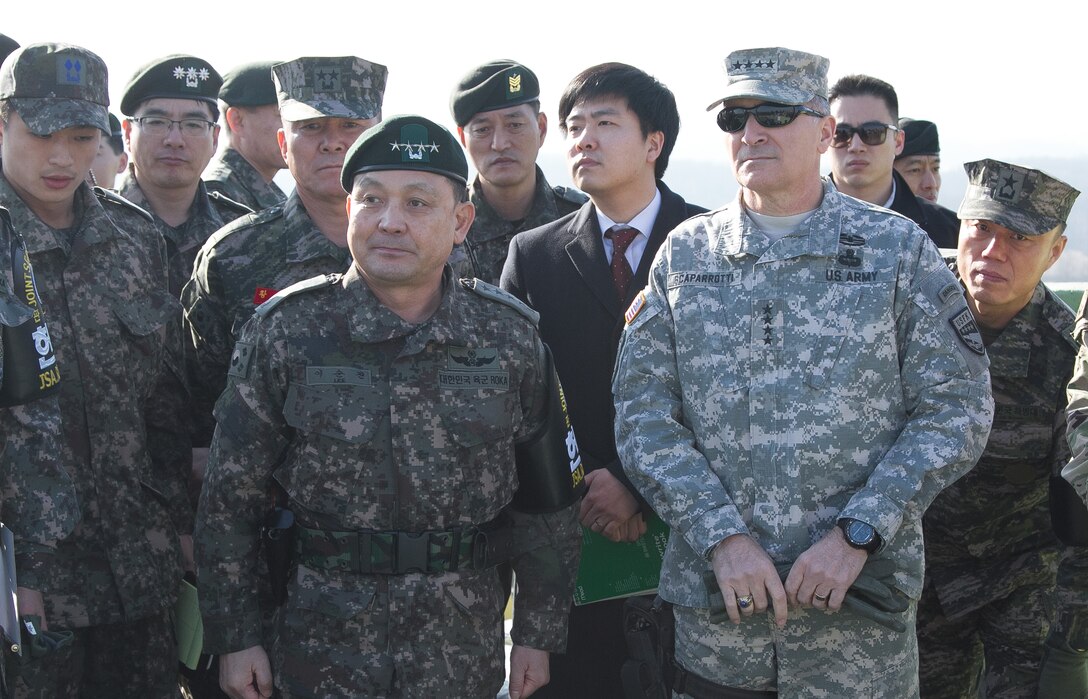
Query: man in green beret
450 60 585 284
893 118 943 203
918 159 1085 698
118 53 252 297
0 42 188 697
203 60 287 213
195 114 581 699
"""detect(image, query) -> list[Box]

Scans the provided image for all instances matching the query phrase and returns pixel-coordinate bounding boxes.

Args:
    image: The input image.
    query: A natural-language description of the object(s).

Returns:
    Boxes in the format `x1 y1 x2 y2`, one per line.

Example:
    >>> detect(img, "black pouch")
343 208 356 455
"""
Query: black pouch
1051 475 1088 547
621 595 674 699
0 210 59 407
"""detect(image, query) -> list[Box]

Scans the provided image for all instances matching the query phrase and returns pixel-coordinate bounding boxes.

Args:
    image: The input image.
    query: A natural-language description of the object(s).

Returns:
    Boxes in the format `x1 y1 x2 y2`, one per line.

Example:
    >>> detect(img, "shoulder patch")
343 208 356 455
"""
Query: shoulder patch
94 186 154 223
255 273 341 318
227 340 255 379
624 290 647 325
1043 286 1079 351
949 307 986 356
553 185 589 207
208 190 255 216
459 278 539 326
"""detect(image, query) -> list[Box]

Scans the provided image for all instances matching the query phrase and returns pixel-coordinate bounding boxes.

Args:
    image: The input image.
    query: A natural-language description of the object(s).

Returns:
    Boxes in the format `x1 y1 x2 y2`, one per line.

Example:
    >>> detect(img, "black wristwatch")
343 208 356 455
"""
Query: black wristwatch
838 518 882 554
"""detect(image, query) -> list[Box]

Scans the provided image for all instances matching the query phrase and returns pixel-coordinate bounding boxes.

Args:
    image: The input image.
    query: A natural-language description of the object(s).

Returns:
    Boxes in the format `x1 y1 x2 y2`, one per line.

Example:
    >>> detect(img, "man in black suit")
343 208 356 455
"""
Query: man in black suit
501 62 705 699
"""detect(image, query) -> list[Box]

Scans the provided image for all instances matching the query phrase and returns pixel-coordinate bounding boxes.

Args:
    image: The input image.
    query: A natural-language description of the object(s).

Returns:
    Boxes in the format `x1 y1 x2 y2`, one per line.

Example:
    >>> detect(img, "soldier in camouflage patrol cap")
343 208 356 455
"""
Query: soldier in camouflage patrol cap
203 60 288 213
183 55 387 450
918 158 1083 698
195 114 580 698
0 43 190 697
613 47 994 697
450 59 585 284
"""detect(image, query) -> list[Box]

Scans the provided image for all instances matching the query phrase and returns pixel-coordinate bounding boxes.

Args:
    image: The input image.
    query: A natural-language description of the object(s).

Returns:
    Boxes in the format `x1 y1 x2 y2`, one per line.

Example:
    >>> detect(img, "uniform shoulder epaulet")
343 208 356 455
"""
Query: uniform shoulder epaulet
1043 285 1079 350
208 190 255 216
255 273 341 318
93 186 154 223
553 185 589 207
206 203 283 248
458 278 539 326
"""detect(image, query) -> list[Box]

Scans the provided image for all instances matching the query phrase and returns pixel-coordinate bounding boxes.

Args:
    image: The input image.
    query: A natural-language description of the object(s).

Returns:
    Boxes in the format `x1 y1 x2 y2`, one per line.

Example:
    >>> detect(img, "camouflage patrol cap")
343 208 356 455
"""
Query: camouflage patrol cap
450 60 539 126
0 43 110 135
341 114 467 192
897 118 940 159
219 61 278 107
706 47 829 111
273 56 388 122
120 54 222 116
958 158 1080 235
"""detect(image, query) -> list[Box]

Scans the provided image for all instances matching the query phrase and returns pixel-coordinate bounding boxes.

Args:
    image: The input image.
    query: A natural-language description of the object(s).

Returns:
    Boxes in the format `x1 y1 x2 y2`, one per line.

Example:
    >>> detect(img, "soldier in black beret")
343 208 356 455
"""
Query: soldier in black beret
894 118 943 203
203 60 287 213
0 33 18 66
87 112 128 188
449 59 585 284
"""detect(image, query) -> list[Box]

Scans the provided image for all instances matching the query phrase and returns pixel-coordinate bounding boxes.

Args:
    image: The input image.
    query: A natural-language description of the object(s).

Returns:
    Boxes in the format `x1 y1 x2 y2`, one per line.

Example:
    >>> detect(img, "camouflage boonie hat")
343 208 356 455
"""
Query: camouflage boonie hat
450 59 539 126
0 43 110 135
341 114 467 192
219 60 278 107
897 118 940 159
273 56 388 122
706 47 829 111
120 54 222 116
958 158 1080 235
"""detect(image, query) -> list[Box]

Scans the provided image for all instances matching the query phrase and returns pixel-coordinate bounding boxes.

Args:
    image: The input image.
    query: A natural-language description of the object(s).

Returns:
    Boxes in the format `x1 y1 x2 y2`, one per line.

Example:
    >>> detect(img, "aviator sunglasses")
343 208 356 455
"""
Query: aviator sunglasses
716 104 826 133
832 121 899 148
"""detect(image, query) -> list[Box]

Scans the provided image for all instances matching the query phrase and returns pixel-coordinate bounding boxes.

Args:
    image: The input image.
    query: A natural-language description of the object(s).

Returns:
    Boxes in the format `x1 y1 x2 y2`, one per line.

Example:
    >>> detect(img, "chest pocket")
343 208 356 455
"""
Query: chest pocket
112 294 175 386
670 285 749 394
283 366 384 444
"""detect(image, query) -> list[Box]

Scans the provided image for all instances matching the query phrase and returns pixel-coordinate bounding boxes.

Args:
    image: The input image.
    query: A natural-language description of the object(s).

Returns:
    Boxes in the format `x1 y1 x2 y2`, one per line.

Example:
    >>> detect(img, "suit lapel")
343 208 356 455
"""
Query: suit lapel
565 203 622 317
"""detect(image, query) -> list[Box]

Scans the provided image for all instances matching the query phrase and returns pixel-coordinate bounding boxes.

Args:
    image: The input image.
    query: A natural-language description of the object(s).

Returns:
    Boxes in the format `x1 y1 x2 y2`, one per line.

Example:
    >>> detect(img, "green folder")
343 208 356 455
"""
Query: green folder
175 578 203 670
573 513 669 606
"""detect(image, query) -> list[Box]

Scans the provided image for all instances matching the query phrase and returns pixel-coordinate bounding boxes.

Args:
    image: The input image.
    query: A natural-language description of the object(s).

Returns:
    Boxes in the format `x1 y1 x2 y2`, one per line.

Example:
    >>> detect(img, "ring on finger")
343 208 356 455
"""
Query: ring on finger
737 594 754 609
813 591 829 602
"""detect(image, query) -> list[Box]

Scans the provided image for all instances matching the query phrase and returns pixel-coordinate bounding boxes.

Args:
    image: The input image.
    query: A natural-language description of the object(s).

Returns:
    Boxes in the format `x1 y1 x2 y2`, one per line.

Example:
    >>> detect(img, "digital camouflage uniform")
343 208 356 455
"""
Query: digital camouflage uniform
453 168 585 284
0 175 189 698
182 191 352 445
918 279 1080 698
195 266 580 698
612 182 994 698
203 146 286 215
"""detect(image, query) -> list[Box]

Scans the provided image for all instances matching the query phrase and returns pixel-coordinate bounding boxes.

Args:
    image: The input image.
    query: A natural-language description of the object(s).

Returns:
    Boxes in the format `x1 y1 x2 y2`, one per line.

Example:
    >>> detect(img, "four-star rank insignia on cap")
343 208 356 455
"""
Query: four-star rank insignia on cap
389 123 439 163
173 65 212 89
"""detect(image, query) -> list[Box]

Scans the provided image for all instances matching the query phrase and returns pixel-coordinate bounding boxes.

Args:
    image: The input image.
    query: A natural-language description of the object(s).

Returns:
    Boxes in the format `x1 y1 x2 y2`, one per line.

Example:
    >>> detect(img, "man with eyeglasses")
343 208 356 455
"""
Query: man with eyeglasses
0 42 188 697
613 47 993 697
827 75 960 249
918 160 1085 699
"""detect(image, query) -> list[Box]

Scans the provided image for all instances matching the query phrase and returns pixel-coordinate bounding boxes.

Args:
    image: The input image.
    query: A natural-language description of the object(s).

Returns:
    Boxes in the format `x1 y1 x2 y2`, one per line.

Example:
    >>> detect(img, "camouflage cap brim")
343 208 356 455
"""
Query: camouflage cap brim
706 80 813 111
279 98 373 122
10 97 109 135
957 194 1061 237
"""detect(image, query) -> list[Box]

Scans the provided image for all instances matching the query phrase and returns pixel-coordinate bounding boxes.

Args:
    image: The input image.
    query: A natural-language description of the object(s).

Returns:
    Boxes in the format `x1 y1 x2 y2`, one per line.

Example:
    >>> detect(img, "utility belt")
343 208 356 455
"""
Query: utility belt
296 517 513 575
672 661 777 699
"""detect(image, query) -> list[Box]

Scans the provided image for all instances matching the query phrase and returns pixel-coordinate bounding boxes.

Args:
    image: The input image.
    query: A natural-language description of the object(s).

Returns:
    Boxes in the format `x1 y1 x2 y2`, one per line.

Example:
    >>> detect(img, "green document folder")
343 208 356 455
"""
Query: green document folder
573 513 669 606
175 578 203 670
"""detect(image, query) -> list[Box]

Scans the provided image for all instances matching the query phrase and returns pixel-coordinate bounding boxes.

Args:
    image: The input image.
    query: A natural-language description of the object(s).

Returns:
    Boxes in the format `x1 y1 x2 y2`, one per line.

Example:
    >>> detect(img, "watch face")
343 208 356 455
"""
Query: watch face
846 520 874 546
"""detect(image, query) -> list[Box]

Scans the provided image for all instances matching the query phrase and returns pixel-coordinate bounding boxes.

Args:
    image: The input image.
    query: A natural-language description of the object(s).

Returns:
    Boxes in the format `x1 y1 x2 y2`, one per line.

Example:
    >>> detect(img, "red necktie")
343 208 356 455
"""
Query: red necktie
606 226 639 300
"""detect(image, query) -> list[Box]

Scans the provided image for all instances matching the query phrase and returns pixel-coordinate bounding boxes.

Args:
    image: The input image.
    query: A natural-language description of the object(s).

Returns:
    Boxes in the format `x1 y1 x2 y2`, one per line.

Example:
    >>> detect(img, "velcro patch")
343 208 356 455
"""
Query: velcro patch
625 291 646 325
439 371 509 389
306 366 371 386
228 341 255 378
949 308 986 356
253 287 278 305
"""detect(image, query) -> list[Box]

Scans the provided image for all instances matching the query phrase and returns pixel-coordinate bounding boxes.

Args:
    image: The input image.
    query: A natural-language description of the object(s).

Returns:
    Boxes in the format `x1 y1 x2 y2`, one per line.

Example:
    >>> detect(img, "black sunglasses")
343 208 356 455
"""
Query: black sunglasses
716 104 826 133
831 121 899 148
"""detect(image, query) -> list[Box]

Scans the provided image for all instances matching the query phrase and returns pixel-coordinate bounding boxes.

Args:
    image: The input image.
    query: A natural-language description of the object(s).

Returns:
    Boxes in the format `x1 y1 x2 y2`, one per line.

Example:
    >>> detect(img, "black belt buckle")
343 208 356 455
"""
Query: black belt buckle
396 531 430 574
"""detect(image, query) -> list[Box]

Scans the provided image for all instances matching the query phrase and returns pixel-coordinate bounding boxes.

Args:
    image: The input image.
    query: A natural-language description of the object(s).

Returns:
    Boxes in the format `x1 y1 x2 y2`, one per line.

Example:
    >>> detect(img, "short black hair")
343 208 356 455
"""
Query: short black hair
558 62 679 179
829 74 899 122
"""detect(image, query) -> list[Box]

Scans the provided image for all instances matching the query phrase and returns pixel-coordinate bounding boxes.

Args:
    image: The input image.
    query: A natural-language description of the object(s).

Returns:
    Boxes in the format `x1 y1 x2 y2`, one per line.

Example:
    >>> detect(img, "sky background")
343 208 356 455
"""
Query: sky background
7 0 1088 278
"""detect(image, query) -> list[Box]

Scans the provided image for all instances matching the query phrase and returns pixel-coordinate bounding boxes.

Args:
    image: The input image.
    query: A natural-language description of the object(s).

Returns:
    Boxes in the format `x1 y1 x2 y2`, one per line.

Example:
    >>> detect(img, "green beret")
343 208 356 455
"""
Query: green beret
450 60 539 127
897 118 940 159
958 158 1081 235
120 54 222 116
0 42 110 135
219 60 278 106
341 114 467 192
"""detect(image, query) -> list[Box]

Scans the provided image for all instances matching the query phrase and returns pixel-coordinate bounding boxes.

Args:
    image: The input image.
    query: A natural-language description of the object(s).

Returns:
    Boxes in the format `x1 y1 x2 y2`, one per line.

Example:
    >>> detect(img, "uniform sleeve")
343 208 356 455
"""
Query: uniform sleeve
195 315 292 654
612 254 749 559
507 330 581 652
182 246 235 447
838 233 994 543
1065 295 1088 504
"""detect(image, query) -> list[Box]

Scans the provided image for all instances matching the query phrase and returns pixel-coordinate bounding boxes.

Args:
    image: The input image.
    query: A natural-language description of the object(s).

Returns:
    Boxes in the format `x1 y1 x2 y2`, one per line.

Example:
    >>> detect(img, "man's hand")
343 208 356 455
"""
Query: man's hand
16 586 47 631
220 645 273 699
179 533 196 575
578 469 640 540
603 512 648 543
784 526 868 611
509 645 549 699
710 534 788 627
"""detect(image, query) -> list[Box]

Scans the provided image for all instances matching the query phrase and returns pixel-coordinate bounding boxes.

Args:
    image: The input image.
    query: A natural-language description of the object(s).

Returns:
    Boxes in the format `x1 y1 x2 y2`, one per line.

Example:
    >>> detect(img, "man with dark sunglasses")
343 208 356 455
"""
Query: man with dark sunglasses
613 47 993 697
827 75 960 249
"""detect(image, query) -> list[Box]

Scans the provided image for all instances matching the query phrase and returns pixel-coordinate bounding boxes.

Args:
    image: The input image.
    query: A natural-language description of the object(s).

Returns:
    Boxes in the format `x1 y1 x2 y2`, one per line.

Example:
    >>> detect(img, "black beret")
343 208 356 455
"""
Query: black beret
120 54 222 116
341 114 467 192
0 33 18 66
897 118 940 159
219 60 278 106
108 112 123 138
450 60 539 127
